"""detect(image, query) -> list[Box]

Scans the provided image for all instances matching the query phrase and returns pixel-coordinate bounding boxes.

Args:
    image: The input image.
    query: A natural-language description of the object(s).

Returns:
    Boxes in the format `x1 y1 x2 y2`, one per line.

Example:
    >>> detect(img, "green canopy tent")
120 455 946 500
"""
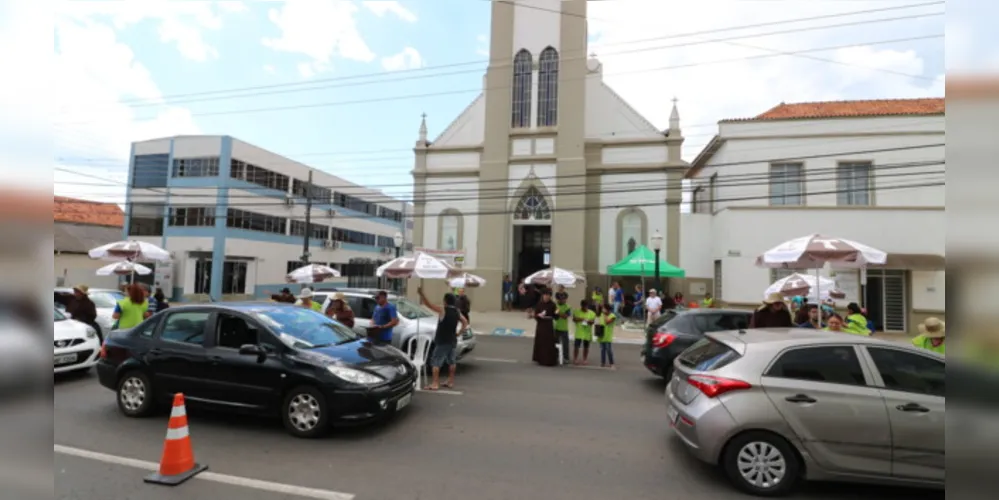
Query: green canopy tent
607 245 685 277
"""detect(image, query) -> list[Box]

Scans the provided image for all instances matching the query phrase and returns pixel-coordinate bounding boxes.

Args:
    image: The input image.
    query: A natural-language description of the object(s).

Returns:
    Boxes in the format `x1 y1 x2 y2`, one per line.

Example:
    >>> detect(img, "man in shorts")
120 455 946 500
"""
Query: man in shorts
417 288 468 390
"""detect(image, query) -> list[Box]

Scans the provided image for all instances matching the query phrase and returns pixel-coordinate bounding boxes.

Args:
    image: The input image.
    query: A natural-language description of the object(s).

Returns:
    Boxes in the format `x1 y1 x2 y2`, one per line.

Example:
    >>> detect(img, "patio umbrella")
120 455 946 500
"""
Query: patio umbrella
375 252 457 280
88 240 171 262
523 267 586 287
757 234 886 304
96 261 152 277
765 273 845 301
448 272 486 289
287 263 341 284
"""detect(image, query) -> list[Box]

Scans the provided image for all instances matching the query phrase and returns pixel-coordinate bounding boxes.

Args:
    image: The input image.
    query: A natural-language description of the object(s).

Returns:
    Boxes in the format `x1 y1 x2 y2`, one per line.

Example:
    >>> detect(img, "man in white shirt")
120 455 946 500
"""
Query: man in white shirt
645 289 663 324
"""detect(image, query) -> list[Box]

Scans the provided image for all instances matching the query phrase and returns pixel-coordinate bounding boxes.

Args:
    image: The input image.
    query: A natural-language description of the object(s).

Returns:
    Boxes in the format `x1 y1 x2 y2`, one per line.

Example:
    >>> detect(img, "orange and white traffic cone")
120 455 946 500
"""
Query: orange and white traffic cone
144 393 208 485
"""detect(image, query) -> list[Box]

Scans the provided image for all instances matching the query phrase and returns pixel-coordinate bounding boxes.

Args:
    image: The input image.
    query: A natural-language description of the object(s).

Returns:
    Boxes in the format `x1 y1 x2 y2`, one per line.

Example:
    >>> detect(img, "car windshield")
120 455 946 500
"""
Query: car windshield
54 308 67 322
90 291 124 308
251 307 359 349
391 298 435 319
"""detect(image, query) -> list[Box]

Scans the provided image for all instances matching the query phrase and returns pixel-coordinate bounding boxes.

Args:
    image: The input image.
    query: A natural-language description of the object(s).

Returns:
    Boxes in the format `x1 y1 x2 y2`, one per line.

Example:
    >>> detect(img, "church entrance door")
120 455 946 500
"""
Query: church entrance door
515 225 550 284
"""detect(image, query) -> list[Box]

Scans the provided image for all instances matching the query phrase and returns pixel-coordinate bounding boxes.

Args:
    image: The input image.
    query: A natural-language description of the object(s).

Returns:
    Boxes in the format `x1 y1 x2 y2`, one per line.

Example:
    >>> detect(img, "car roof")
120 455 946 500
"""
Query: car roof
676 308 751 316
708 327 923 351
55 287 121 293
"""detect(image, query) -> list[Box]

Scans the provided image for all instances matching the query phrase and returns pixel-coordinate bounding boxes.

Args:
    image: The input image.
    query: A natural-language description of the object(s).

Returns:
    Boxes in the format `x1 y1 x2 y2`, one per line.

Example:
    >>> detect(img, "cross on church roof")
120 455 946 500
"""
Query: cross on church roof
421 112 427 119
672 97 678 105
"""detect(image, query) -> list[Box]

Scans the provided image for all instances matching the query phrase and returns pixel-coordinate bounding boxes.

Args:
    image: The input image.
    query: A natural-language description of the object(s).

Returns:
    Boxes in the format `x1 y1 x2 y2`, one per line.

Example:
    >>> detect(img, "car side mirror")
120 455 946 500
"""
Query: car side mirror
238 344 265 356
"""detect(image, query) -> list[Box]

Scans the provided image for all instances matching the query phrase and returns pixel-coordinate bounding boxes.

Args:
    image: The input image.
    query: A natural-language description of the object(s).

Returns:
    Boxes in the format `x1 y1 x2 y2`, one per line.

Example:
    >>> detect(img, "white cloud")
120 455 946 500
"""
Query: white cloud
381 47 424 71
53 17 199 203
586 0 945 158
57 0 246 62
263 0 376 77
476 34 489 57
362 1 418 23
263 64 276 74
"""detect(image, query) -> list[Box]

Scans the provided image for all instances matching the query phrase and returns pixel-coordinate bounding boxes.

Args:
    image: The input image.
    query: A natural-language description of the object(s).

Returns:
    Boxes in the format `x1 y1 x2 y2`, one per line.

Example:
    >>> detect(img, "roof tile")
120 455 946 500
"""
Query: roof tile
723 98 945 122
53 196 124 227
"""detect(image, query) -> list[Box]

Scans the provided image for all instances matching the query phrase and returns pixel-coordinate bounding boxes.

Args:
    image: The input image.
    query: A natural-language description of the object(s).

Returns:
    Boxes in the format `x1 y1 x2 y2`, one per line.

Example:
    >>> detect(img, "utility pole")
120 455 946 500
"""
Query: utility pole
301 170 313 265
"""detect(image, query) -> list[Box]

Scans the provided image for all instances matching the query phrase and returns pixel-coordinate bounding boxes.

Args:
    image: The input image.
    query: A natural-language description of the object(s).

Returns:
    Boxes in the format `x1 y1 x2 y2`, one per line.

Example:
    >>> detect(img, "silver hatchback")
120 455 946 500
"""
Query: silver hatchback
665 328 944 497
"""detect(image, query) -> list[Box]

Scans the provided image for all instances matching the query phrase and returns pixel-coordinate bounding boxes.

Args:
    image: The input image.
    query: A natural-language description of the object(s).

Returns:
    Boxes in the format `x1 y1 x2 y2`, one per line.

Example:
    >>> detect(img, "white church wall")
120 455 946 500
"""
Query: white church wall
679 213 714 279
598 171 669 271
512 0 562 56
425 152 481 172
601 145 669 165
584 76 664 141
423 176 479 269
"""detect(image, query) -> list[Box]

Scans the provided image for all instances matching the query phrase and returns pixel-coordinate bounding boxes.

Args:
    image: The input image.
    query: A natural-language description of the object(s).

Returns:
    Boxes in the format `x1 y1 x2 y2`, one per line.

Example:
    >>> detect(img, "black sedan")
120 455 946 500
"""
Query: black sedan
640 308 751 380
96 302 417 438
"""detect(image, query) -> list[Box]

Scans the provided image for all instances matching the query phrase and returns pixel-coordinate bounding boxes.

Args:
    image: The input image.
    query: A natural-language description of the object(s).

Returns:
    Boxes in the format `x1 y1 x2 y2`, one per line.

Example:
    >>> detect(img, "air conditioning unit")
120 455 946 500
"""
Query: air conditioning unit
284 195 294 207
324 240 340 249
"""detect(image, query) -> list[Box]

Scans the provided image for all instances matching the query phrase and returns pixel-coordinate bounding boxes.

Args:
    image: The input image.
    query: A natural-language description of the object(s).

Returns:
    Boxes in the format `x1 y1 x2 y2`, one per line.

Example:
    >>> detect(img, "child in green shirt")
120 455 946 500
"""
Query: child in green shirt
554 292 572 365
572 300 596 365
597 304 617 369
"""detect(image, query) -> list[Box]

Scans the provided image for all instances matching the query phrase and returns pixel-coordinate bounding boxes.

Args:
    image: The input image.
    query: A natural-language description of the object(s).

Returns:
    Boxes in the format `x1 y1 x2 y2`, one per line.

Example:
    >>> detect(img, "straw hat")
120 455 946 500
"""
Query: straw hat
763 292 784 305
297 288 314 299
332 292 346 302
73 284 89 295
918 317 946 338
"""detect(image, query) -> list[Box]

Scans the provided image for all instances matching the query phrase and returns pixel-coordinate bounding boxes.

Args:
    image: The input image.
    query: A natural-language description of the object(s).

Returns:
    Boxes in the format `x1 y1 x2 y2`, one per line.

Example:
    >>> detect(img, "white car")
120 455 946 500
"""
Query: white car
54 308 101 374
54 287 123 337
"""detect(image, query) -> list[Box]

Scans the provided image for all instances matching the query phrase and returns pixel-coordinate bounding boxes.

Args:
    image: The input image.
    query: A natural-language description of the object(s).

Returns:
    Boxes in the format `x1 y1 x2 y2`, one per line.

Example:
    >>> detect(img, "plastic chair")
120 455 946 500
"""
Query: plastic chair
408 335 434 391
556 343 564 366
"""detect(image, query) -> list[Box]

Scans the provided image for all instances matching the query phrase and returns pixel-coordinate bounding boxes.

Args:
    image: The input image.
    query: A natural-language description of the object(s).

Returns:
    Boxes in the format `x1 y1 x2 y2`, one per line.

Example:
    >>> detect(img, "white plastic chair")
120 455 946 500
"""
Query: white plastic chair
408 335 433 391
556 343 563 366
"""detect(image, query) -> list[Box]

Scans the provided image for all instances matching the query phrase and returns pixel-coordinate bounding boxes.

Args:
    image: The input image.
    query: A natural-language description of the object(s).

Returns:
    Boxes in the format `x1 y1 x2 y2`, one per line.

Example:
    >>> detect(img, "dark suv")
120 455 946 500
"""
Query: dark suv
640 308 751 379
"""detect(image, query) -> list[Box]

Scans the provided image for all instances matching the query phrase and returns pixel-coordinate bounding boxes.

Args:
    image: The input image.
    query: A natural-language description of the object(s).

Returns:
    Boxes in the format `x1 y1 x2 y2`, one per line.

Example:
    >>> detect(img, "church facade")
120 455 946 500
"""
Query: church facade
410 0 687 311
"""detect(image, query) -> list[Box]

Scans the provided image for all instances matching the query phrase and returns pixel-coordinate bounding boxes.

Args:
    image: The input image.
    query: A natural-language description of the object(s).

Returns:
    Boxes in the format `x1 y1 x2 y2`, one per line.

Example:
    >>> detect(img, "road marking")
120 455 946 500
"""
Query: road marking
489 327 525 337
470 357 519 363
569 365 610 371
419 389 464 395
54 444 355 500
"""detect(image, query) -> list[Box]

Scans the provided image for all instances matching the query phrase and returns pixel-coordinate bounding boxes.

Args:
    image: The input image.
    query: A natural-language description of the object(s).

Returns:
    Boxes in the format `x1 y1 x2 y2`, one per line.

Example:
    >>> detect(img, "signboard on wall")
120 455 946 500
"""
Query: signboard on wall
154 259 175 292
415 247 465 268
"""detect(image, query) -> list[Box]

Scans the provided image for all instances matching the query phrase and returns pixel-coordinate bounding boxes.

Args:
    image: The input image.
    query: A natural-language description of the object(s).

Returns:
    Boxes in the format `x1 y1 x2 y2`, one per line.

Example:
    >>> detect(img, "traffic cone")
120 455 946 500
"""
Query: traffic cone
144 393 208 485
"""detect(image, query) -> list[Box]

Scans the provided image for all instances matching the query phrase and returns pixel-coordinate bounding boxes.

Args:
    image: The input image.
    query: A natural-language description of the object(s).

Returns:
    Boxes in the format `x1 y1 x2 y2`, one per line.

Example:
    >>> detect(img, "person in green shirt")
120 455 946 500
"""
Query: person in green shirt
295 288 324 313
843 303 871 336
553 291 572 365
591 287 604 309
112 284 151 330
596 304 617 369
572 300 596 365
701 293 714 309
911 317 945 355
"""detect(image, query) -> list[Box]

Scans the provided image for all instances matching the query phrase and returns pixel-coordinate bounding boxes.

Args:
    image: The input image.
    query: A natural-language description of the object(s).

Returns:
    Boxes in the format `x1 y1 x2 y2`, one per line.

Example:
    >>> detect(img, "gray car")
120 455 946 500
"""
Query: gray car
665 328 944 497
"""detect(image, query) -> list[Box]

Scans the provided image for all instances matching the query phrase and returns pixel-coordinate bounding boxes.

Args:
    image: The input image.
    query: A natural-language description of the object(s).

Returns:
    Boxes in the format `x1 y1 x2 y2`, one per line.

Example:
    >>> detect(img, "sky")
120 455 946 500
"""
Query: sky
46 0 959 205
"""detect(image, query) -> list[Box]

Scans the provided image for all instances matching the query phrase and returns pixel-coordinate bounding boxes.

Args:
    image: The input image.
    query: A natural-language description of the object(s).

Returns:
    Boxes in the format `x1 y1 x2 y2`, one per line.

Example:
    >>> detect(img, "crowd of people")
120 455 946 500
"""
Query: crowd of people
529 285 622 369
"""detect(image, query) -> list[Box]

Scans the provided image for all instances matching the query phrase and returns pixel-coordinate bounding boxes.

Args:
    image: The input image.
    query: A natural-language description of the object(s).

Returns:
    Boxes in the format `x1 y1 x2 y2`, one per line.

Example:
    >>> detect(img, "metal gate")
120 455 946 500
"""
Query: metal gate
713 260 722 300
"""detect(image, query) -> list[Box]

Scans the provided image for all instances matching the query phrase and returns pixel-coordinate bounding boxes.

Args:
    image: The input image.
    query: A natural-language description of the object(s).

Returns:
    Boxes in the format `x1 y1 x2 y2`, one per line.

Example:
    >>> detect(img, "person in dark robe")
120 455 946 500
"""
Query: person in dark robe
749 293 795 328
531 288 559 366
67 285 102 343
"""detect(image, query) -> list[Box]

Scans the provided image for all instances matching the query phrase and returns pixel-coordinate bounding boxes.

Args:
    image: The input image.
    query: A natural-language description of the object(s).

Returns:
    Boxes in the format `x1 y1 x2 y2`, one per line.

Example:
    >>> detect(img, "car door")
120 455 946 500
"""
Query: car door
201 311 287 410
148 309 212 401
761 344 893 476
347 296 375 336
861 346 945 481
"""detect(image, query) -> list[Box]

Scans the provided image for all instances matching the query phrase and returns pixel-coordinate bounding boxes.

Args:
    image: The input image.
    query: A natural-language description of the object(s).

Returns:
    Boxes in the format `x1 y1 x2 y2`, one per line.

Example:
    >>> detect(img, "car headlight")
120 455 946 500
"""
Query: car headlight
85 328 97 339
327 366 384 385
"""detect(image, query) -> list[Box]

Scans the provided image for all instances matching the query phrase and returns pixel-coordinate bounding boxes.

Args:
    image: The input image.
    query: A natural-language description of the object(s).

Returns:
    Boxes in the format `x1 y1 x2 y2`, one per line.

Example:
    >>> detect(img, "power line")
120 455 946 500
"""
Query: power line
56 27 941 125
108 1 943 107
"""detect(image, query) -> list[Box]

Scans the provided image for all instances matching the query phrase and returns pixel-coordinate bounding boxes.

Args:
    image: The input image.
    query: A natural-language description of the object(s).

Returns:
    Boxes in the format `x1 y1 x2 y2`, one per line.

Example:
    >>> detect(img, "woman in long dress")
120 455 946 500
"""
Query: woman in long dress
531 288 559 366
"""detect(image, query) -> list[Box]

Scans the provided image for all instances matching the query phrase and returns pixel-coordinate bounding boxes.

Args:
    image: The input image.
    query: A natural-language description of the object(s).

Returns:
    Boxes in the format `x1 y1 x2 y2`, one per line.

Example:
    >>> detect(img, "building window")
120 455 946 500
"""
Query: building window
514 186 551 221
226 208 286 235
239 161 290 192
709 174 718 213
172 157 220 177
132 154 169 188
376 235 397 248
769 163 804 206
290 220 330 241
292 179 332 204
438 210 462 251
690 187 702 213
169 207 215 227
837 162 872 206
230 159 246 180
713 259 722 300
770 268 795 284
287 261 307 274
537 47 559 127
620 210 643 259
194 259 247 295
127 203 165 236
511 49 533 128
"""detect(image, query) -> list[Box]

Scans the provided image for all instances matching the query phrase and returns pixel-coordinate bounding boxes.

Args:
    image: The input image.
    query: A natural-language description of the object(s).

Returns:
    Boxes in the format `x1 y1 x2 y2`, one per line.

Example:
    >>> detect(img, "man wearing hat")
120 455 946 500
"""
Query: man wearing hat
749 292 795 328
68 285 101 343
911 317 945 355
326 292 354 327
295 288 323 313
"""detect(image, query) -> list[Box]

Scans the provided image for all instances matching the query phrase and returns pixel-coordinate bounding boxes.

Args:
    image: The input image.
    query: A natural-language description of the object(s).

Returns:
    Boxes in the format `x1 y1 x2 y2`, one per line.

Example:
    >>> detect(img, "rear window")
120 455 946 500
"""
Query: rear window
677 338 741 371
658 312 693 332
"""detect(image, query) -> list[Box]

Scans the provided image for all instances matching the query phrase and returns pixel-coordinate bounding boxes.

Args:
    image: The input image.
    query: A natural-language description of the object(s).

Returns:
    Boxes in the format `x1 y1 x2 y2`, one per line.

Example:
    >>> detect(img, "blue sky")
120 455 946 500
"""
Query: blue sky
51 0 955 204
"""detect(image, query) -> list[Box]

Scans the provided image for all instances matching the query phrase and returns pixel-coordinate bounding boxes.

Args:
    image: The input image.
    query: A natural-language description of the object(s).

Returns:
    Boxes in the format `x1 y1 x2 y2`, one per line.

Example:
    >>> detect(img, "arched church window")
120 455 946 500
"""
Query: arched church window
621 211 642 257
511 50 533 128
514 186 551 221
440 213 460 251
537 47 559 127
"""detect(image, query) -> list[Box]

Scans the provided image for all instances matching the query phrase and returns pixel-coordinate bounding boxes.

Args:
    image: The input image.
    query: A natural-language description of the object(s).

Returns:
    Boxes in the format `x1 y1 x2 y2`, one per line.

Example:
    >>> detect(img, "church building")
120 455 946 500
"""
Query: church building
410 0 687 311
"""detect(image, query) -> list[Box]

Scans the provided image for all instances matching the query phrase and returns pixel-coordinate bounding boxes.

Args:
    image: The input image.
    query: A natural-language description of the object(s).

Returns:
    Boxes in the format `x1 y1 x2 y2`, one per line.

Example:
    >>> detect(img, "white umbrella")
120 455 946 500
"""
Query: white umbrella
376 252 457 280
287 263 341 284
757 234 886 305
89 240 171 262
96 261 152 277
523 267 586 287
448 272 486 288
765 273 845 301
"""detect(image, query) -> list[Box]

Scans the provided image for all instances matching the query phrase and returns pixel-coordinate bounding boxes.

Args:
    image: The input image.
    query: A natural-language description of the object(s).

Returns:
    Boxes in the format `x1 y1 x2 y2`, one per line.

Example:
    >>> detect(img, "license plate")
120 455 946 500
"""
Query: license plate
396 393 412 410
54 353 78 365
667 406 679 426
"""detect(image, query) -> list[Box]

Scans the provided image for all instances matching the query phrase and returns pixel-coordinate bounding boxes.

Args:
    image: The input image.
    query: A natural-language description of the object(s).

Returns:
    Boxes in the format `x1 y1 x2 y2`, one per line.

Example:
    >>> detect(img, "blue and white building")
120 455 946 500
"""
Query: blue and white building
124 135 410 300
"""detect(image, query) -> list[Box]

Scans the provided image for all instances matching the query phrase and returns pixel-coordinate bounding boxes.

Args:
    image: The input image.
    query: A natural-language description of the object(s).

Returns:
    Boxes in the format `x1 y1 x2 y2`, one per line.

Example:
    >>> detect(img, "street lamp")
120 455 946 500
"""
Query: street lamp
392 232 405 293
650 230 664 294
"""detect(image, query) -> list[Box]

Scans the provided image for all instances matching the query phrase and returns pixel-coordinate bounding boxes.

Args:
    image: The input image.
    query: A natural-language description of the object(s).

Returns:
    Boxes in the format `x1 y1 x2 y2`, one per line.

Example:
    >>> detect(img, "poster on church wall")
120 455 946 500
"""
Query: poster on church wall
415 247 465 268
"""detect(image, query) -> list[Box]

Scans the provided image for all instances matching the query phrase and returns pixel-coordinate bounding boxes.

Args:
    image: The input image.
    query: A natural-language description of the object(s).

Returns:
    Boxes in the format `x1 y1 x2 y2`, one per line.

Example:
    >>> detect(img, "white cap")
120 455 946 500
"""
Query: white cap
297 288 314 299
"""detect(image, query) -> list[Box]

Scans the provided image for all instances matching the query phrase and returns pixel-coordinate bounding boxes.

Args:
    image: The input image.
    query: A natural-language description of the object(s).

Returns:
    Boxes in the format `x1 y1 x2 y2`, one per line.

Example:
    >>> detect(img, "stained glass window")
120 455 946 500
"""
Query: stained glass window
537 47 559 127
514 186 551 221
511 50 533 128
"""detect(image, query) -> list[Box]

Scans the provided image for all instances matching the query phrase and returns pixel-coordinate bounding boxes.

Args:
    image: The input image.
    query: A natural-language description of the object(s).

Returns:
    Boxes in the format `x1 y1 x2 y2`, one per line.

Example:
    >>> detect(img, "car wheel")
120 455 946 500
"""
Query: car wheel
721 431 801 497
281 386 330 439
116 371 154 418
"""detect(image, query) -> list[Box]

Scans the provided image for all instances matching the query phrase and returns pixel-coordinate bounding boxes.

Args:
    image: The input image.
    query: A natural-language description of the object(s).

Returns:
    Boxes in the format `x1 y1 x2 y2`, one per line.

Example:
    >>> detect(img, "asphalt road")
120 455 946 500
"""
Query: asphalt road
55 335 944 500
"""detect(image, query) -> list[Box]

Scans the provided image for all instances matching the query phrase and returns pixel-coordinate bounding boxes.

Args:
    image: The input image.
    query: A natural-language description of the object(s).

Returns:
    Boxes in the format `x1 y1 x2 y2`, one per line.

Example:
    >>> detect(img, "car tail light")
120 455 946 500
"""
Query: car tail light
652 332 676 348
687 374 751 398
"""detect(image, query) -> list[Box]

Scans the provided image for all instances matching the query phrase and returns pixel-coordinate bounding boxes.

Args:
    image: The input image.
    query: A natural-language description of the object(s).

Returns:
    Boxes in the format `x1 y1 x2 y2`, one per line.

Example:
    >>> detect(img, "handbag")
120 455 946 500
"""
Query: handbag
594 324 604 338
